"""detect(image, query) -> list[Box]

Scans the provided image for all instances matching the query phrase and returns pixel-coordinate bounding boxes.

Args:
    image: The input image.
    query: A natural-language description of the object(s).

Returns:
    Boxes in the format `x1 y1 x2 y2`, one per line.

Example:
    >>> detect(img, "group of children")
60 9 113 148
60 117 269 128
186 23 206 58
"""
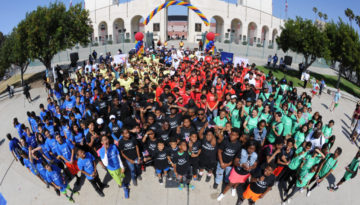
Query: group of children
6 47 359 204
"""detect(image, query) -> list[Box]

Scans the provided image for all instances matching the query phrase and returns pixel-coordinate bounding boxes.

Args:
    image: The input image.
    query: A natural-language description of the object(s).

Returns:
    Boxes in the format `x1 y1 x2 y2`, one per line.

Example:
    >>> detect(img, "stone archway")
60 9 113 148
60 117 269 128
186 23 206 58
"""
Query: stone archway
210 16 224 42
113 18 125 43
272 29 278 45
98 21 108 45
247 22 257 46
131 15 144 42
231 18 242 44
261 25 269 46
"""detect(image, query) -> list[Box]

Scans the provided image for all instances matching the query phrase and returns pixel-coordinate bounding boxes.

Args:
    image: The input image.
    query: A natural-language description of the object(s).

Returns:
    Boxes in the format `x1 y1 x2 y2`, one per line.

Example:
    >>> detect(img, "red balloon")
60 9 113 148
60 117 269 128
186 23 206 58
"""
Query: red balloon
206 32 215 41
135 32 144 41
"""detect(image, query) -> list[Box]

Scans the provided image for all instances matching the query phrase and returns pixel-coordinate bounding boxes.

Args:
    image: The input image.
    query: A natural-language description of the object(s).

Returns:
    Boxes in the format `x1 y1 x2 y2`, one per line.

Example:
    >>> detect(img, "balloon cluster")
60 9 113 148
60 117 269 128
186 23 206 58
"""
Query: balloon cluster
135 32 144 56
205 32 215 54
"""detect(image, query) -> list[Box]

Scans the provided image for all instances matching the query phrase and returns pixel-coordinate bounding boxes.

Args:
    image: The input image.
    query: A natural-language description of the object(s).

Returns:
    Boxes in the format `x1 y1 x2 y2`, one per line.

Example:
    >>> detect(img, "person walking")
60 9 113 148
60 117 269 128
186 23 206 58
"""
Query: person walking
329 89 341 112
302 71 310 89
23 83 32 103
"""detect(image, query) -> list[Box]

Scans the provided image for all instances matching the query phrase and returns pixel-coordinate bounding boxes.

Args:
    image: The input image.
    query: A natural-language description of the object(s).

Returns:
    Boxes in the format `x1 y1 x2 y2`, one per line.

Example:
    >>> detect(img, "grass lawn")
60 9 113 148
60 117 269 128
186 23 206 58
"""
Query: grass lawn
0 72 44 94
257 66 360 98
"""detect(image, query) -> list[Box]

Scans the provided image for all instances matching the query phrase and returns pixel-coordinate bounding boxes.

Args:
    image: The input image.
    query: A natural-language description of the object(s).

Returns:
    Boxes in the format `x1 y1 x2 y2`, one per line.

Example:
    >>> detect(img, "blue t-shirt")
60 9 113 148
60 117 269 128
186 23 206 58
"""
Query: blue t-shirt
55 139 75 162
25 133 37 149
15 124 23 137
24 158 37 175
69 132 84 144
44 123 55 136
77 152 96 180
99 144 121 171
9 138 21 157
45 138 58 154
46 165 66 190
35 160 49 182
63 100 75 110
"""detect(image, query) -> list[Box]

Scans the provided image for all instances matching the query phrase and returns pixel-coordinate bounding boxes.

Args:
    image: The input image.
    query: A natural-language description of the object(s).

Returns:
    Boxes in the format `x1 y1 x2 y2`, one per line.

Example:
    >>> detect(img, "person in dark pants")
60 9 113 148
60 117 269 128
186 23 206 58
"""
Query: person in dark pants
77 147 108 197
7 85 14 98
319 79 326 96
7 133 24 166
23 83 32 103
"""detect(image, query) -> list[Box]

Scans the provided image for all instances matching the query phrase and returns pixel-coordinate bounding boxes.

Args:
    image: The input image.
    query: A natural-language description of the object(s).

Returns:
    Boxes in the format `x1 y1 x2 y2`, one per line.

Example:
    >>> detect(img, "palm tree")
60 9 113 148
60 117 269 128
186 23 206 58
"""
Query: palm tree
318 12 323 20
345 8 355 27
355 16 360 28
323 13 328 21
312 7 318 20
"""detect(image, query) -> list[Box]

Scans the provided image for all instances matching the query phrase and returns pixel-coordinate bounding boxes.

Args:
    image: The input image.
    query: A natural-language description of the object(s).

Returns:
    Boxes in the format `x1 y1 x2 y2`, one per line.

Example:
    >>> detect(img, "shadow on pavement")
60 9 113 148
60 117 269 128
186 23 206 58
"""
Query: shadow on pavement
344 113 352 121
0 138 5 146
321 103 329 109
341 119 350 129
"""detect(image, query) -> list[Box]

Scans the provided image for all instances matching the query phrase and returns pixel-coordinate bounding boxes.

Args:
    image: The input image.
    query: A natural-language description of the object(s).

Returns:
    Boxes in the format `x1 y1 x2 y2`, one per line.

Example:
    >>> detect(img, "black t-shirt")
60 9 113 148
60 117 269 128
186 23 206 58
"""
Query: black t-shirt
96 99 108 115
109 121 121 139
148 123 161 132
220 139 241 164
110 106 122 120
190 140 202 156
169 147 178 161
193 118 208 132
200 138 217 162
278 147 295 167
173 151 190 175
157 128 171 144
249 169 275 194
118 137 138 160
85 131 102 150
153 148 169 170
145 138 158 156
178 126 196 142
166 114 182 130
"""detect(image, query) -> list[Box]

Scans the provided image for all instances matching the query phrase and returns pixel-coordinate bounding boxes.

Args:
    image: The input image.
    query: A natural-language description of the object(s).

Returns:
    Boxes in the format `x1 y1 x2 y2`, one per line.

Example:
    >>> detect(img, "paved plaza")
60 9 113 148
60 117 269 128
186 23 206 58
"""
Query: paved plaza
0 84 359 205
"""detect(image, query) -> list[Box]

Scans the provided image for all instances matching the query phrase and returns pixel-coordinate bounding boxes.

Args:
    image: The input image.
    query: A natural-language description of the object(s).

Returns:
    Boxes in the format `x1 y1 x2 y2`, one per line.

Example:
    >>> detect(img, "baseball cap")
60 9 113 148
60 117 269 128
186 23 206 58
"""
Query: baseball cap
109 115 116 120
97 118 104 125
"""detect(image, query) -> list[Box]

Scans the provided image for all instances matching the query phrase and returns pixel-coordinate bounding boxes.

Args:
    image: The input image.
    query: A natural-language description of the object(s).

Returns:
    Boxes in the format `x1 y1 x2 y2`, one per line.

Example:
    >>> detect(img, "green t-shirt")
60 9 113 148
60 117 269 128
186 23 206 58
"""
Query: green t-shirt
231 109 242 128
291 116 306 134
296 169 316 188
245 116 258 134
259 93 270 102
275 95 283 107
301 154 321 171
267 121 284 144
244 105 251 117
288 147 308 170
322 126 333 138
282 115 293 136
258 112 272 124
318 154 338 178
214 116 228 128
226 102 236 113
293 131 305 148
344 158 360 180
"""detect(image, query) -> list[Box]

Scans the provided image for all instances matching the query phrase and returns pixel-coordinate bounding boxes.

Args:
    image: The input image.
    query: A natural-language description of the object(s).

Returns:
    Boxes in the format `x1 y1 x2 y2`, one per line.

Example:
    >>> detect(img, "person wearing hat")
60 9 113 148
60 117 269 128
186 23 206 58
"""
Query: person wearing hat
108 115 123 144
225 95 237 113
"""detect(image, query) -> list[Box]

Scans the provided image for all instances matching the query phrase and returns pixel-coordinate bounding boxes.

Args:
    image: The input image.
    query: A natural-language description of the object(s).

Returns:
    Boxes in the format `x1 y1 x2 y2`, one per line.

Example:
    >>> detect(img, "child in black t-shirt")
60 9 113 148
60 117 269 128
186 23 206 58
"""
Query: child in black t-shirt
188 132 202 180
167 137 179 180
153 141 170 184
172 141 194 190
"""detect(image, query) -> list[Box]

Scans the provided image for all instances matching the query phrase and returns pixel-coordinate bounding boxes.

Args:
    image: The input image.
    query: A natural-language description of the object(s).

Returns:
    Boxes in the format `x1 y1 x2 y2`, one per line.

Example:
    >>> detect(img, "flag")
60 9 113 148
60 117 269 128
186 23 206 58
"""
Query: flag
70 0 73 7
285 0 288 13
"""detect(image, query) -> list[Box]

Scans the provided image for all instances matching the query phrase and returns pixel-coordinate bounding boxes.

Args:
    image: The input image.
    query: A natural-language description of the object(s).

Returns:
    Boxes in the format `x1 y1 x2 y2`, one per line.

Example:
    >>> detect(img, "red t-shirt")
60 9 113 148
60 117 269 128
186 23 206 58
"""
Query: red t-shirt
207 93 217 109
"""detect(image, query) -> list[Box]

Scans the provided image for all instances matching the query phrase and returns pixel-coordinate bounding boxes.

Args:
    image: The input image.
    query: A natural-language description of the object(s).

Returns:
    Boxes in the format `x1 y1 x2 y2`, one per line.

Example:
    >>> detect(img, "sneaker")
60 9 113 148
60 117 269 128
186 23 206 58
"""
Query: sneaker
133 179 138 186
67 197 75 203
300 188 304 193
213 183 218 189
102 184 109 189
138 176 142 181
198 174 203 181
231 188 236 197
55 189 60 196
193 175 198 181
217 193 225 201
282 202 286 205
124 187 129 199
287 198 291 204
306 191 311 197
99 191 105 197
159 178 163 184
178 184 184 190
189 184 195 190
167 174 172 181
205 175 211 182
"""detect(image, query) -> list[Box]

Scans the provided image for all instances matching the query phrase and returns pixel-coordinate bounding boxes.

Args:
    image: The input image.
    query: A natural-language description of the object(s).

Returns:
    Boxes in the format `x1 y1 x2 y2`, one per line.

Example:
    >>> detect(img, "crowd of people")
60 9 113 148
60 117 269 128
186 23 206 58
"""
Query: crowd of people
6 46 359 205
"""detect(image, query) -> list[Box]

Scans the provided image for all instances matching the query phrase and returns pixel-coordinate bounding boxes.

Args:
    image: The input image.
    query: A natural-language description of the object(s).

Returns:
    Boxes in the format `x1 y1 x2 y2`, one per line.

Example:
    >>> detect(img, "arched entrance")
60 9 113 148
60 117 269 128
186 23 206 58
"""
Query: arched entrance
231 18 242 44
261 25 269 46
210 16 224 42
272 29 278 46
113 18 125 44
247 22 257 46
98 21 108 45
131 15 144 42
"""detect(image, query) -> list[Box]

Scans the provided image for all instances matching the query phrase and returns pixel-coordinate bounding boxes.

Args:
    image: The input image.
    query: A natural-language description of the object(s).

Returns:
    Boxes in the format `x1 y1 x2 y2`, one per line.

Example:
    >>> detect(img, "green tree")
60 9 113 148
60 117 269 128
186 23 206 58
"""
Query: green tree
318 12 323 20
1 24 31 85
312 7 318 19
355 16 360 28
325 20 360 88
276 17 330 71
23 2 92 71
345 8 355 27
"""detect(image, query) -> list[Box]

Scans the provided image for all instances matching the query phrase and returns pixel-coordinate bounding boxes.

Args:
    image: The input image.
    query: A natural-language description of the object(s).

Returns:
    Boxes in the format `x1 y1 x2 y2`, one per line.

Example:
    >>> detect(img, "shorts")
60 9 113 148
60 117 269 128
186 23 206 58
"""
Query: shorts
229 168 250 184
335 103 339 107
65 160 80 175
312 91 317 95
243 185 262 202
155 167 170 174
108 168 125 186
199 159 216 171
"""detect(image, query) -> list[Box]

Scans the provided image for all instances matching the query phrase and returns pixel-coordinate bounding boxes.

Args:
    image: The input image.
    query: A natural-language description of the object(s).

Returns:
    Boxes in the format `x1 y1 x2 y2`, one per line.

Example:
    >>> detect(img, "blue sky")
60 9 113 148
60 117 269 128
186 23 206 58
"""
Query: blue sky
1 0 360 34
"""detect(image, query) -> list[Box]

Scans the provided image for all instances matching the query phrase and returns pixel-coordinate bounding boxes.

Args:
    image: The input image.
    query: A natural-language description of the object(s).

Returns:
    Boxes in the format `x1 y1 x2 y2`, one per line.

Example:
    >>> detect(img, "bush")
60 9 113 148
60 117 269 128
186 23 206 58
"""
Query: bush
268 45 274 49
256 43 262 47
224 40 230 44
107 40 113 45
242 41 247 45
124 39 131 43
92 42 99 47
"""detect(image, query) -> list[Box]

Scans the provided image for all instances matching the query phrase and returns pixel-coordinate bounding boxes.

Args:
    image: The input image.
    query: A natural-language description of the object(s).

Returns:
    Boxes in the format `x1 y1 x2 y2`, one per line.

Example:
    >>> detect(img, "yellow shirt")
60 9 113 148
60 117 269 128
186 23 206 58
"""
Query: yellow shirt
118 77 134 91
